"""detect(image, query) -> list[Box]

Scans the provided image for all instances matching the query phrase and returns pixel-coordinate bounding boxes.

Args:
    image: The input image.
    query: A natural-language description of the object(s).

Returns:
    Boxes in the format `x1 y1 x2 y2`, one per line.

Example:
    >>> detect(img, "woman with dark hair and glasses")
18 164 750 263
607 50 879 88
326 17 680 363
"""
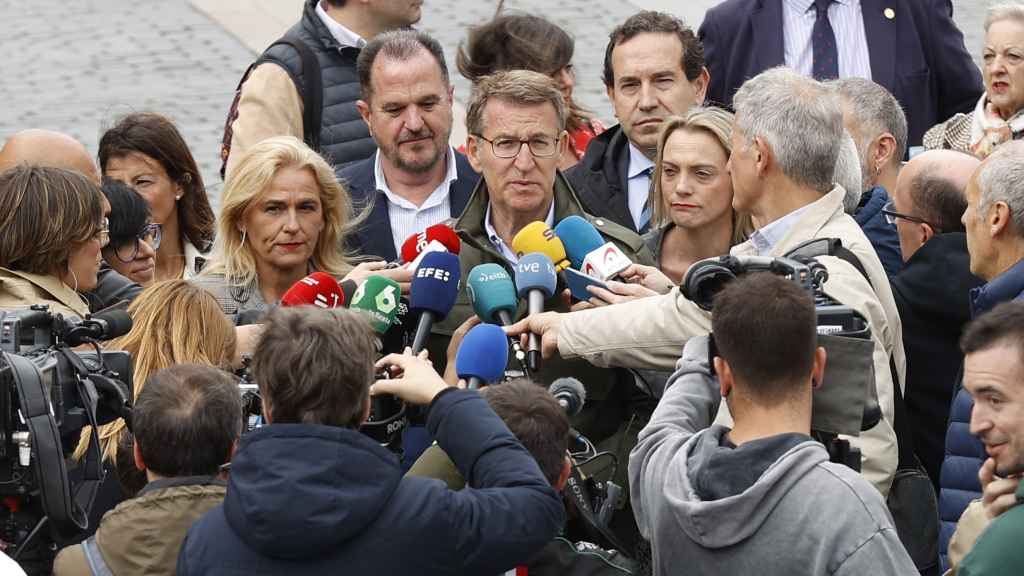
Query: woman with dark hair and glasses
100 178 162 286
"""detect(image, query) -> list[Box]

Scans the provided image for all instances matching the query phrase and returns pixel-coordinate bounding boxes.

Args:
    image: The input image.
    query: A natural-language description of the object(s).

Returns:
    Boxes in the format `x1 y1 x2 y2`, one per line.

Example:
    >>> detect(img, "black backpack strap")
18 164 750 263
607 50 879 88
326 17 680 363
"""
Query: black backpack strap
826 244 916 470
273 38 323 153
220 36 323 179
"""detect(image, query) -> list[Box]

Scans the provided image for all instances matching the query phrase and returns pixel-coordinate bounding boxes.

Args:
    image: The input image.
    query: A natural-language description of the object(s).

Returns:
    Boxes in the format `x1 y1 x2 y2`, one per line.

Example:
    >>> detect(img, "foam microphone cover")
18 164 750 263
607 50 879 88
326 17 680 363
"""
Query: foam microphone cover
90 308 133 340
514 253 558 298
467 263 518 324
511 221 569 270
280 271 345 308
456 324 509 384
410 251 461 319
555 215 605 270
400 224 462 263
349 275 402 333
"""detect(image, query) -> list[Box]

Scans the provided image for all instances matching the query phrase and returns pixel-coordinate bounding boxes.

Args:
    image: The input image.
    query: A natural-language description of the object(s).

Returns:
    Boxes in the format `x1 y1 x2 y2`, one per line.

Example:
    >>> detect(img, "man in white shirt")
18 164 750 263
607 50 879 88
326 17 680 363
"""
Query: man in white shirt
566 11 710 234
339 30 478 261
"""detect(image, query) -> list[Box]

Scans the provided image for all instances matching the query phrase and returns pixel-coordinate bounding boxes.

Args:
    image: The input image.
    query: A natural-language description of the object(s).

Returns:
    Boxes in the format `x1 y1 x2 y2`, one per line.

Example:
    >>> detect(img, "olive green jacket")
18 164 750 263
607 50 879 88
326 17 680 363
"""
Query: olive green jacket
423 171 655 439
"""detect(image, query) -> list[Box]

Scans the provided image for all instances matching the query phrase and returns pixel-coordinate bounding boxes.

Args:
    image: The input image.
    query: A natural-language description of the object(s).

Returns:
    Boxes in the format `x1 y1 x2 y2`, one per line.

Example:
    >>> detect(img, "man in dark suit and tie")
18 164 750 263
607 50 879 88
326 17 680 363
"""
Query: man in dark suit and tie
340 30 478 262
699 0 983 148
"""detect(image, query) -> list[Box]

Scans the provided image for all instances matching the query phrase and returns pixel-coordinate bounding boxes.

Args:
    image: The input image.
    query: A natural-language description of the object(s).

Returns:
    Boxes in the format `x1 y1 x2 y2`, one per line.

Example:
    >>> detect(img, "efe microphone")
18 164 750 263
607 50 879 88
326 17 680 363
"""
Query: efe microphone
514 252 557 372
455 324 510 390
409 251 462 354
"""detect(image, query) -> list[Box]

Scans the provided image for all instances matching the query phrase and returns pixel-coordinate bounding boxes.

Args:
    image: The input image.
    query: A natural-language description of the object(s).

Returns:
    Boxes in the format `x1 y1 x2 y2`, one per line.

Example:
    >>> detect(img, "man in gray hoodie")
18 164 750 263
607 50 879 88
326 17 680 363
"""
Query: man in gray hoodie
629 273 915 575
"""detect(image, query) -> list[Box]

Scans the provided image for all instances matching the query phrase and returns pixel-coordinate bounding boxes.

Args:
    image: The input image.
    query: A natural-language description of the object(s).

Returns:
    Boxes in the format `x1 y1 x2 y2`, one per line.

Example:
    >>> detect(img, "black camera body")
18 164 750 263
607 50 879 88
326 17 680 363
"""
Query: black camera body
682 245 882 470
0 306 133 574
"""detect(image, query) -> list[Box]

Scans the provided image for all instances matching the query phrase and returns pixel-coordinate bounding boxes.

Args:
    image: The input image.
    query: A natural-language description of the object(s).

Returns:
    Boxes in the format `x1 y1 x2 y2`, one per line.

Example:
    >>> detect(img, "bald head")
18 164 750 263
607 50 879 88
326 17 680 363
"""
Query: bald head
892 150 980 260
0 129 100 184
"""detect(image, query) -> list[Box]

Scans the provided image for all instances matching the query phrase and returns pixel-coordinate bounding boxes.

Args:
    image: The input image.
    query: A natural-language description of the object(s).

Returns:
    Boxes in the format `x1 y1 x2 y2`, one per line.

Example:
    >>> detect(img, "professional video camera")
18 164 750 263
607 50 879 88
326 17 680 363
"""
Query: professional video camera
681 240 882 471
0 305 133 575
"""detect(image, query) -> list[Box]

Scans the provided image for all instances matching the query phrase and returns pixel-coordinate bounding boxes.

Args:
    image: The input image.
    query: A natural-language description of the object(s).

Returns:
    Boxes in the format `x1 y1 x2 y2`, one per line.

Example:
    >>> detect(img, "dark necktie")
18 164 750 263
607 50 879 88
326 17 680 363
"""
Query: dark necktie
812 0 839 80
638 166 653 231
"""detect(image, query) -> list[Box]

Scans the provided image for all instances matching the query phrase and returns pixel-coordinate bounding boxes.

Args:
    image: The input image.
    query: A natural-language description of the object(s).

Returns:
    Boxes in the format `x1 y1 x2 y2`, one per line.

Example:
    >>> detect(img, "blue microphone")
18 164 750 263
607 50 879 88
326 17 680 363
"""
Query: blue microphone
409 251 462 354
456 324 510 389
555 215 605 270
514 252 557 372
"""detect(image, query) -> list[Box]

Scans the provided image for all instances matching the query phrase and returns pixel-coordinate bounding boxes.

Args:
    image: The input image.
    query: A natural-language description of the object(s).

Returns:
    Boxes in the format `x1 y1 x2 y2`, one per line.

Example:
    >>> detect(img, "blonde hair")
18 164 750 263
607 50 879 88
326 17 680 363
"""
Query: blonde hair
74 280 237 463
203 136 356 285
651 107 752 245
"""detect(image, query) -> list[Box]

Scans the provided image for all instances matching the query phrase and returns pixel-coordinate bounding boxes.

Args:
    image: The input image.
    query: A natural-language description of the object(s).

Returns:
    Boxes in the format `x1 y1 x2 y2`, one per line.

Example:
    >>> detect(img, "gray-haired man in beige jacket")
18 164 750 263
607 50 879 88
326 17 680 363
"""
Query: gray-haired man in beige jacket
509 67 906 497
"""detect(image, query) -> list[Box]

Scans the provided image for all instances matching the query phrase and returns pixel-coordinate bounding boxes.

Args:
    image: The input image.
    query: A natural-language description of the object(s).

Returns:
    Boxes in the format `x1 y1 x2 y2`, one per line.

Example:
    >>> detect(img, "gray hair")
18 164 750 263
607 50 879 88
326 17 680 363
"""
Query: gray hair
835 132 864 214
357 30 450 102
733 67 843 192
831 77 908 176
976 140 1024 234
466 70 567 136
986 3 1024 32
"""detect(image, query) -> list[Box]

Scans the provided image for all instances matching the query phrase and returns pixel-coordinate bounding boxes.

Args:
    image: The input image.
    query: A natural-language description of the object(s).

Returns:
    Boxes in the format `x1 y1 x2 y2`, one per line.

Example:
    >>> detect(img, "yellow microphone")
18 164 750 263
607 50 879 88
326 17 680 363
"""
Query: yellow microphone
511 221 570 271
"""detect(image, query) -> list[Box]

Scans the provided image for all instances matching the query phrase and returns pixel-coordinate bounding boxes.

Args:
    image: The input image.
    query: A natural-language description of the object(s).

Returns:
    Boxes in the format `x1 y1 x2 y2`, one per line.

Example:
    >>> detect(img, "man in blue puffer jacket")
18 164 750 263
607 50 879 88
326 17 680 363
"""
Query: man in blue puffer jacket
938 142 1024 571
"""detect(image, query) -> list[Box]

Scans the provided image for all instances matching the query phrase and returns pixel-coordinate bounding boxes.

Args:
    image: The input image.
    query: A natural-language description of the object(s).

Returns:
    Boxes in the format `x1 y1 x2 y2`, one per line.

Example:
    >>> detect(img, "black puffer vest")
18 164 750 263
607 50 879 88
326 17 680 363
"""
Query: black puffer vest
258 0 376 167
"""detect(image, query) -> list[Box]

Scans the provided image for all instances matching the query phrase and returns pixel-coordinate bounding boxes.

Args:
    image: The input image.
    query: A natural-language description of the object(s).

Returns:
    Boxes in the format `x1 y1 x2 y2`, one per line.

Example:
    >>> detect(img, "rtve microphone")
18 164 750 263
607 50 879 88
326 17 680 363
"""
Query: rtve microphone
514 252 557 373
511 222 570 271
409 251 462 354
64 308 133 346
455 324 509 390
280 271 346 308
554 215 605 270
549 377 587 417
400 224 461 269
467 263 527 368
349 275 402 334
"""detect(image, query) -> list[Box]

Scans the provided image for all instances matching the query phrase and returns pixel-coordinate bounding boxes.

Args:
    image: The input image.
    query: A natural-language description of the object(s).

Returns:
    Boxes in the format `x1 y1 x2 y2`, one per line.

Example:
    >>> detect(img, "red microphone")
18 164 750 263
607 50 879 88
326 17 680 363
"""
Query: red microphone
400 224 461 267
280 272 346 308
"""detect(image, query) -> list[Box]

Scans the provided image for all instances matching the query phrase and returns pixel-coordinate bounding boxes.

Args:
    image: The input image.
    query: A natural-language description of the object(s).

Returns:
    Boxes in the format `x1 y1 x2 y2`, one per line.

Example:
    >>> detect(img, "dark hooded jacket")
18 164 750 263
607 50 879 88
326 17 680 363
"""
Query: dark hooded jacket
890 232 982 491
177 389 564 575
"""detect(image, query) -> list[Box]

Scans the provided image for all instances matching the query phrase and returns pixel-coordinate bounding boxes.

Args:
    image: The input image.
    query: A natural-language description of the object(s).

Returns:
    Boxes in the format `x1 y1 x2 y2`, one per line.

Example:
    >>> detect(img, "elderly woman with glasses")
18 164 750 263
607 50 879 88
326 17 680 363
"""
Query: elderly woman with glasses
100 178 163 286
0 166 109 320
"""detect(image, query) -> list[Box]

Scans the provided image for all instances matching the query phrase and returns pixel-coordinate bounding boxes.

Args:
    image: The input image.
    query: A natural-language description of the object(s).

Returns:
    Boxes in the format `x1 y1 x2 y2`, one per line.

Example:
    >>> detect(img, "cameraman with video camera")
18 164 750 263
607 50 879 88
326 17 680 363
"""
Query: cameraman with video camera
177 306 563 575
630 273 915 574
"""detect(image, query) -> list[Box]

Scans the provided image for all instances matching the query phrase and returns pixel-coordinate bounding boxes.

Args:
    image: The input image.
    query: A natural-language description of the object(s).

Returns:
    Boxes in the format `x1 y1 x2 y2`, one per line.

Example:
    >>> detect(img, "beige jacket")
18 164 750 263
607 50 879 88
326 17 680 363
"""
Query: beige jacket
225 63 304 179
558 186 906 496
0 267 90 320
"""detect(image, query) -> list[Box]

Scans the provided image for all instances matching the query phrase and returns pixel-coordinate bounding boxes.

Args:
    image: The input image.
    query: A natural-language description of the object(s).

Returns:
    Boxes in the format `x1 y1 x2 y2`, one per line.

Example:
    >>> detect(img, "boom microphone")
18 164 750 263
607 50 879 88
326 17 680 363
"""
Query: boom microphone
514 252 557 372
409 252 462 353
400 224 461 268
555 215 605 270
549 377 586 417
280 271 346 308
455 324 510 390
349 276 402 334
63 308 133 346
511 221 570 271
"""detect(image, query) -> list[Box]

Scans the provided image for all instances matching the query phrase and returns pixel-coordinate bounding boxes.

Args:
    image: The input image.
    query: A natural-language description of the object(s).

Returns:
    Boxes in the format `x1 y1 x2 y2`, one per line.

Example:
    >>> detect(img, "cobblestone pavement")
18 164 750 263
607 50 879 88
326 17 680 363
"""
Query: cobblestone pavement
0 0 994 206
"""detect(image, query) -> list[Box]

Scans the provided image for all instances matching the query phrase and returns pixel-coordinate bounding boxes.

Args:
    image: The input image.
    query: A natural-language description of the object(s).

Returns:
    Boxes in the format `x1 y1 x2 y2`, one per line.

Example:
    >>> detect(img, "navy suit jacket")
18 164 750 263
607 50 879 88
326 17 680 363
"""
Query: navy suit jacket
698 0 983 146
338 151 478 261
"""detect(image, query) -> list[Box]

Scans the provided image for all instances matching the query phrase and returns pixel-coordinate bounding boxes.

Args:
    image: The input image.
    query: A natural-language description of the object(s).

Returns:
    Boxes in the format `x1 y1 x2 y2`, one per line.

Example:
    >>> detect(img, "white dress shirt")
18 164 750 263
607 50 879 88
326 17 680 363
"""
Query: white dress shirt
315 1 365 49
484 201 556 264
750 202 817 255
782 0 873 81
374 147 459 257
626 143 656 231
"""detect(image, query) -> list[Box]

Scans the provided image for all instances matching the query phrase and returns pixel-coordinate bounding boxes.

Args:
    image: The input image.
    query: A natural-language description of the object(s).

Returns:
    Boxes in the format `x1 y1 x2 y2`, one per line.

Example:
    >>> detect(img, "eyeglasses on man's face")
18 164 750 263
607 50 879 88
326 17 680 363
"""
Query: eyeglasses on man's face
881 201 942 231
472 134 561 159
111 223 162 263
